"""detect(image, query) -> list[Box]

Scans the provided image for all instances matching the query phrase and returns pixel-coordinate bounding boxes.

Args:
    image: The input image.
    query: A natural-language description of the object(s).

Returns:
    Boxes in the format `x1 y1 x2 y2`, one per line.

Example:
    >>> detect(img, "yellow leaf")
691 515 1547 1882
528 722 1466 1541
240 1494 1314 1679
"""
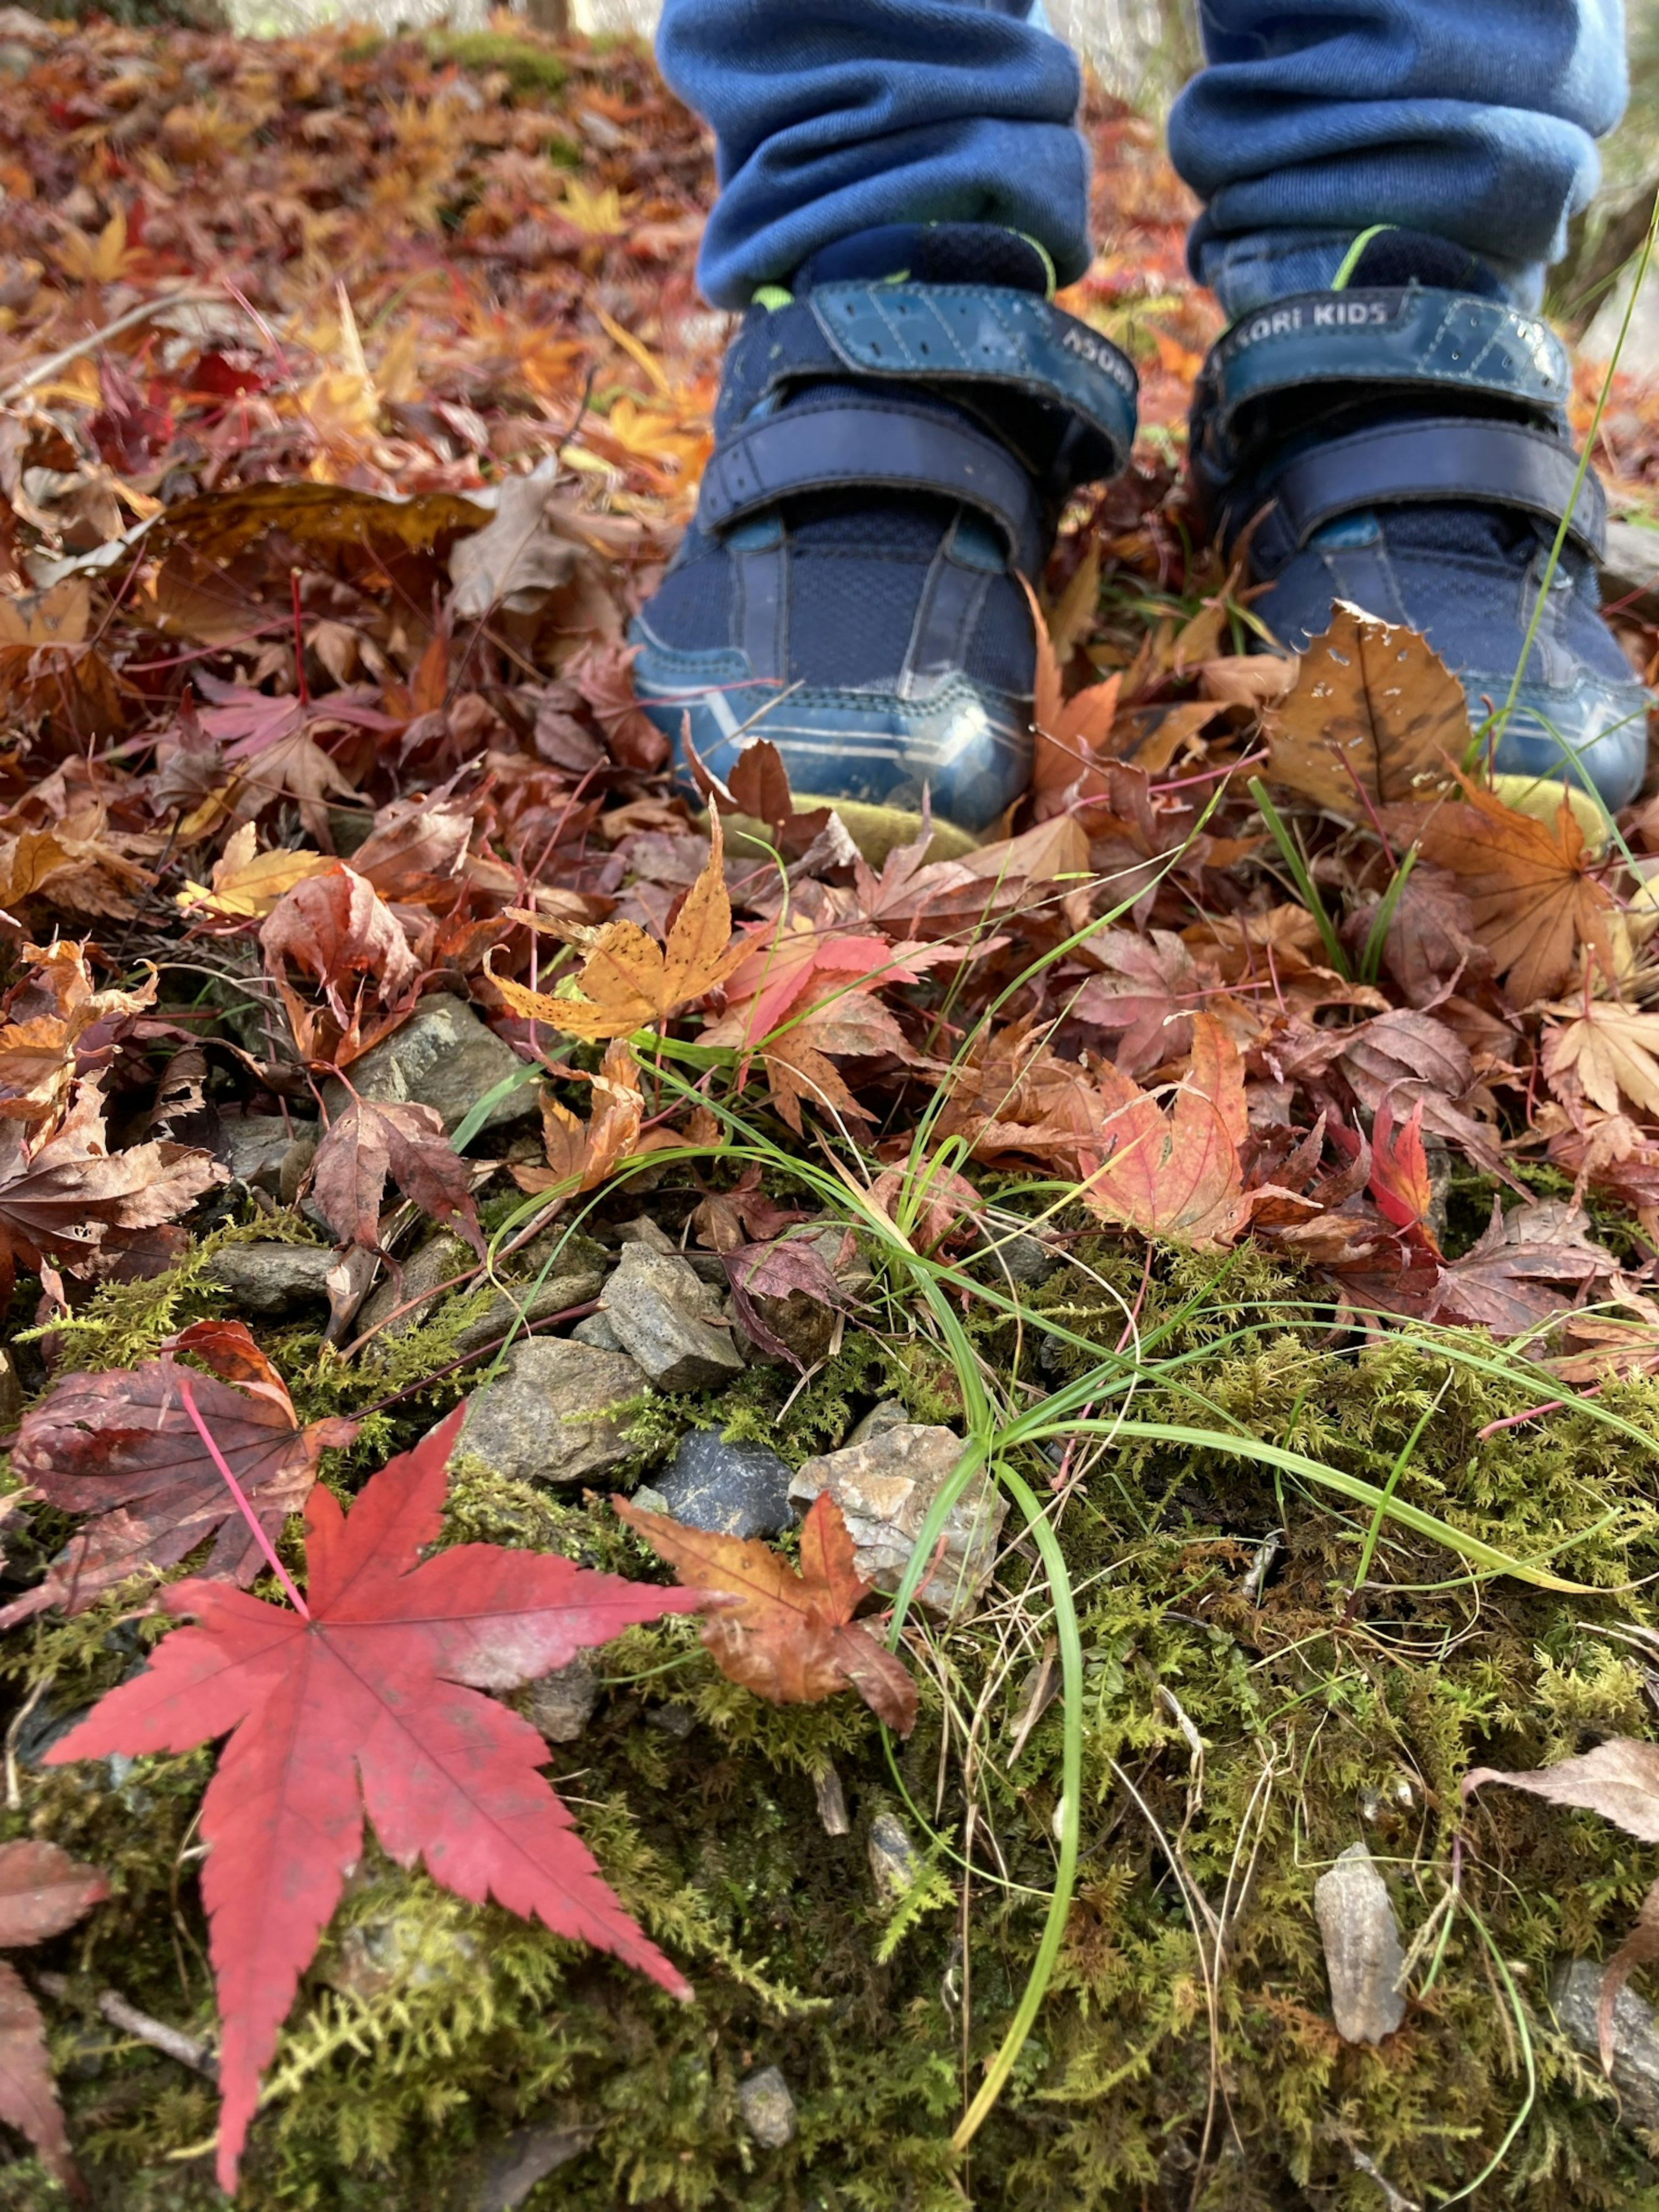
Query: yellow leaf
492 814 744 1039
176 826 334 919
561 178 628 238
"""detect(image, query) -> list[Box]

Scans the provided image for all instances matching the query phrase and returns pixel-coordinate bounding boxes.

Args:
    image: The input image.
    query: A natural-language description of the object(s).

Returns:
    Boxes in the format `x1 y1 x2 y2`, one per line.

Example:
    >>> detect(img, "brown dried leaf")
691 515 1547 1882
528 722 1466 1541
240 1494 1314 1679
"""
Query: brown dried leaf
1419 774 1615 1006
1263 603 1468 814
1543 1000 1659 1119
0 1840 108 2194
0 1319 357 1625
311 1097 482 1254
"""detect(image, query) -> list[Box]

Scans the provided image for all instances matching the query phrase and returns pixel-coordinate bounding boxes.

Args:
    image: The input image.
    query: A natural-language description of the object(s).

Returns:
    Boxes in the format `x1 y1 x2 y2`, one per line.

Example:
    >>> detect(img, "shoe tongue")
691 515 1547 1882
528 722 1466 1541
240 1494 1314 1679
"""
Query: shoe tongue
792 222 1052 296
1341 226 1507 300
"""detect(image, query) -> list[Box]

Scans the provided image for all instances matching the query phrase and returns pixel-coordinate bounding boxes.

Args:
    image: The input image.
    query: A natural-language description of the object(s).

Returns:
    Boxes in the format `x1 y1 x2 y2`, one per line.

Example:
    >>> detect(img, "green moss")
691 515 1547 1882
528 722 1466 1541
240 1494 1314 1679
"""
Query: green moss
425 32 569 98
18 1245 1659 2206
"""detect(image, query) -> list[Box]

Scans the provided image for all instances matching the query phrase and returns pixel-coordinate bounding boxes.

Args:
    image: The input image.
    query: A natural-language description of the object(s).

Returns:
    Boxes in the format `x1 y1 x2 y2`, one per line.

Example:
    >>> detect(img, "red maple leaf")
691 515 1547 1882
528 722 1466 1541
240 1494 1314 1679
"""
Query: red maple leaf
44 1408 699 2190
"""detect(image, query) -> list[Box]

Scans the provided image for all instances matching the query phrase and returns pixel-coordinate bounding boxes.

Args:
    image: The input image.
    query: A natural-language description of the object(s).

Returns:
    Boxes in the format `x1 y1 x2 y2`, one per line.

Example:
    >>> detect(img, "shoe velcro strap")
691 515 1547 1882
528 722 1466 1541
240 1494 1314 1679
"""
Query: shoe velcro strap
696 396 1047 575
1251 418 1606 562
716 283 1138 483
1199 288 1570 440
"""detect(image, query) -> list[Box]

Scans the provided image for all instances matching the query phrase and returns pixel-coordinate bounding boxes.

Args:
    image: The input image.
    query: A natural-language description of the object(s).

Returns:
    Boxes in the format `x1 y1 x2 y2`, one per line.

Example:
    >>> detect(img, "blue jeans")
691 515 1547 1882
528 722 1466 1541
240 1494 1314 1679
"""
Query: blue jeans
656 0 1628 316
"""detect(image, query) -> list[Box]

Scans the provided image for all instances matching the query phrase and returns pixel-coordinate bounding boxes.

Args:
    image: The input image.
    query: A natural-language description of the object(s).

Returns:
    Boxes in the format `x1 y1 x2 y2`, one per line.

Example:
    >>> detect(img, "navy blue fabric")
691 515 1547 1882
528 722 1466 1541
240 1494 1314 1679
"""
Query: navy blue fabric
656 0 1627 316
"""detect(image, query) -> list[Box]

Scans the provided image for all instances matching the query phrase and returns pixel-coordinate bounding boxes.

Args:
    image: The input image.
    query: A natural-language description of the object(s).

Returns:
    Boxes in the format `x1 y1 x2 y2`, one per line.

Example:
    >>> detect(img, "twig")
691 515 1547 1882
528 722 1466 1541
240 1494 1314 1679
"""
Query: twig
35 1970 219 2081
0 289 224 404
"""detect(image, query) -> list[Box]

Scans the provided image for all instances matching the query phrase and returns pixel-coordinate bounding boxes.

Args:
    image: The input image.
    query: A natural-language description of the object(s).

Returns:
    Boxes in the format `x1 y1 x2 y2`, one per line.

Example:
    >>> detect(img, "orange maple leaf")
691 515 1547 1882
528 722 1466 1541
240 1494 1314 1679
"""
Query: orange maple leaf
614 1491 917 1734
491 814 745 1039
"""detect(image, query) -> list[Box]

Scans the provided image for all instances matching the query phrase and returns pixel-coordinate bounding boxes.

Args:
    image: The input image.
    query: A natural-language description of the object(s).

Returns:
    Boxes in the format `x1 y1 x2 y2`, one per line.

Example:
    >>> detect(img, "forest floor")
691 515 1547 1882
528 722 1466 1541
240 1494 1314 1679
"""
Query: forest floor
9 15 1659 2212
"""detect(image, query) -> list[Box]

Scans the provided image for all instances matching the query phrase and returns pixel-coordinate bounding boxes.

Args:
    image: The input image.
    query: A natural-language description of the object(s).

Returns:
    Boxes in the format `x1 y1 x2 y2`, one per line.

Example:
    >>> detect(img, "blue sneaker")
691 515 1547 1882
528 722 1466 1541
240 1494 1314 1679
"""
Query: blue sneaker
631 224 1138 849
1189 230 1651 811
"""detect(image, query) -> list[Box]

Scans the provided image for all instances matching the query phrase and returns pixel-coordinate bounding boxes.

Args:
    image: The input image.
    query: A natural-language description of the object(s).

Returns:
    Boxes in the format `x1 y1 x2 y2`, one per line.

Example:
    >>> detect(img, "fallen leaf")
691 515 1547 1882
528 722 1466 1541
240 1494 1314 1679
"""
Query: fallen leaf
1029 581 1124 820
1543 999 1659 1119
1420 774 1615 1006
1083 1011 1246 1245
45 1409 699 2192
0 1083 226 1300
311 1097 483 1255
1365 1099 1438 1247
490 814 743 1040
513 1039 650 1198
448 463 579 619
722 1232 845 1369
176 821 333 919
614 1490 915 1734
1263 603 1467 814
0 1320 357 1627
1436 1197 1617 1335
259 862 422 1062
0 1839 108 2196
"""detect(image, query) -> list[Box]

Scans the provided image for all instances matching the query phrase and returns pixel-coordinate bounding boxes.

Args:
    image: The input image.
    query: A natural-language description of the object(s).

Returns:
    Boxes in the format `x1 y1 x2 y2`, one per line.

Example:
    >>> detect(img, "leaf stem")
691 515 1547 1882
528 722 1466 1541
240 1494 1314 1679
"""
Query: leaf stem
176 1375 310 1618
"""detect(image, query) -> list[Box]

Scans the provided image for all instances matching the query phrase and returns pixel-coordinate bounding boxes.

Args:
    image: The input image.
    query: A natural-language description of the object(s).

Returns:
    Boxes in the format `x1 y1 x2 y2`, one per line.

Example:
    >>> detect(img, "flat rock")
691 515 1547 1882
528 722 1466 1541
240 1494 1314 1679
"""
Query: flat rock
790 1423 1004 1618
657 1428 794 1538
738 2066 797 2149
356 1231 473 1344
207 1243 334 1315
219 1112 309 1192
1314 1841 1407 2044
845 1398 910 1447
524 1655 599 1745
600 1244 744 1392
1553 1958 1659 2131
456 1339 648 1486
321 997 531 1136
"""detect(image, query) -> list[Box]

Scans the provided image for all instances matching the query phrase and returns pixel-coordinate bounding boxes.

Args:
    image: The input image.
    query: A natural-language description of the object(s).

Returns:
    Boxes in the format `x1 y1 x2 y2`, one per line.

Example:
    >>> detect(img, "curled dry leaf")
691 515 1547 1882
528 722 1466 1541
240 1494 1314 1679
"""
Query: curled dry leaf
448 461 578 620
259 861 422 1063
491 813 743 1040
0 1839 109 2196
1263 602 1467 814
0 1080 226 1300
722 1232 846 1369
1435 1196 1618 1335
46 1411 698 2194
0 940 156 1126
0 1319 358 1627
614 1490 917 1735
310 1096 483 1255
513 1039 649 1198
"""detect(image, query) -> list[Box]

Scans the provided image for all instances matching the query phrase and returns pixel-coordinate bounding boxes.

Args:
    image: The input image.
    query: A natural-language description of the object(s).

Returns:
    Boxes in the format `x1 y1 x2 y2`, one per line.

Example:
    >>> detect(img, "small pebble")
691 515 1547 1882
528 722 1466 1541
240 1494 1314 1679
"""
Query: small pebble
738 2065 797 2149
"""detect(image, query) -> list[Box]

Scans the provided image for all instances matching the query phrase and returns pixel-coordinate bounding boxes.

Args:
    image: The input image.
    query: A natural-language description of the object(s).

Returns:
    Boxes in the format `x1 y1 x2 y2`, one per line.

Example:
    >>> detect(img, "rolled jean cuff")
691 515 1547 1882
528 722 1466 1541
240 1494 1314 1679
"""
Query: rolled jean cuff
1192 225 1546 318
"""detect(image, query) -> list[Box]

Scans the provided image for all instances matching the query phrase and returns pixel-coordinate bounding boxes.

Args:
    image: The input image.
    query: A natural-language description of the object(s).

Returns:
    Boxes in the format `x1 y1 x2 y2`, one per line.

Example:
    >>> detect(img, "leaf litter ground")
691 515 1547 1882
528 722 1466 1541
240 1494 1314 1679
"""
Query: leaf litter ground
9 13 1659 2211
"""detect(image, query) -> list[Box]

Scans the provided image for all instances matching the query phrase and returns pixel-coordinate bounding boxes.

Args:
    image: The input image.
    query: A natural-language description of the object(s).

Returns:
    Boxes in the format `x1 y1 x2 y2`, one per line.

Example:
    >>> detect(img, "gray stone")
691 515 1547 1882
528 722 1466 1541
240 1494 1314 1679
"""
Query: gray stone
355 1231 605 1357
207 1243 334 1315
630 1484 669 1515
986 1229 1060 1285
738 2066 797 2150
572 1311 622 1351
322 997 532 1136
1553 1958 1659 2132
814 1764 851 1837
466 2116 594 2211
1314 1842 1407 2044
524 1656 599 1745
845 1398 910 1447
656 1428 794 1539
867 1811 919 1904
790 1424 1005 1618
356 1231 473 1344
600 1245 745 1392
615 1212 674 1253
221 1113 308 1192
457 1339 648 1486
